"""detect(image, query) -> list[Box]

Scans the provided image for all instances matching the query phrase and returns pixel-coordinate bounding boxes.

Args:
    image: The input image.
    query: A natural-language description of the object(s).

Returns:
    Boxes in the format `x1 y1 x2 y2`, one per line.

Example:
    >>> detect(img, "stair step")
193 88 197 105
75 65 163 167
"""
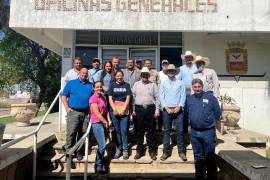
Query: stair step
37 163 195 179
51 141 192 153
39 149 194 163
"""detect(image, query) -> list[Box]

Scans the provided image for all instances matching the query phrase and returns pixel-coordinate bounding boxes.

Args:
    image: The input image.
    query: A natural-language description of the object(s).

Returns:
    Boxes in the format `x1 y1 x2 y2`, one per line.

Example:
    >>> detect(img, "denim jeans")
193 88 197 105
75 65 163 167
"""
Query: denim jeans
92 122 106 169
191 128 217 180
162 110 186 155
110 110 129 151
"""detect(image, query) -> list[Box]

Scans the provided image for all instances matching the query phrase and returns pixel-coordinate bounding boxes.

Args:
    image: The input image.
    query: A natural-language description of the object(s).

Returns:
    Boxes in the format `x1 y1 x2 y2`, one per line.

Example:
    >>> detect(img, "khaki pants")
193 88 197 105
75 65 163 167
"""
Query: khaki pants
65 110 88 154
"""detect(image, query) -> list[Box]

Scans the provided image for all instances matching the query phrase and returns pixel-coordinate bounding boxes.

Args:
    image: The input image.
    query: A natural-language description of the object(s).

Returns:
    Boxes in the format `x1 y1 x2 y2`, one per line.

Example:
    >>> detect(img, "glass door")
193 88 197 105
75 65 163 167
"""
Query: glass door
101 48 128 69
129 48 158 69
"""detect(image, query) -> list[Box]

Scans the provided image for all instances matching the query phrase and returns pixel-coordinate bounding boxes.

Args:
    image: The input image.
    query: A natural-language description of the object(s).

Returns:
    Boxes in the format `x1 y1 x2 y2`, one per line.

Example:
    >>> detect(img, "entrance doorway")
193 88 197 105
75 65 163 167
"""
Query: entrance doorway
130 48 157 69
160 48 182 69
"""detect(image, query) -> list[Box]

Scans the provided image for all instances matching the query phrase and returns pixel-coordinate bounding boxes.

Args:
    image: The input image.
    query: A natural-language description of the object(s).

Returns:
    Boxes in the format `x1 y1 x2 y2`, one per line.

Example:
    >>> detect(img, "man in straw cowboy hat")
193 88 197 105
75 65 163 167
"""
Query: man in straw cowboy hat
159 64 187 161
180 51 198 136
180 51 198 95
132 67 160 161
193 56 220 98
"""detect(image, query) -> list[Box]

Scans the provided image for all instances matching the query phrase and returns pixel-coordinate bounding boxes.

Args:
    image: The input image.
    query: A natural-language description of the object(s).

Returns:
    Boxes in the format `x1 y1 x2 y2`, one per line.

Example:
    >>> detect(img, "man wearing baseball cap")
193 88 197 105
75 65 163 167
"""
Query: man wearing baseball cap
88 57 101 83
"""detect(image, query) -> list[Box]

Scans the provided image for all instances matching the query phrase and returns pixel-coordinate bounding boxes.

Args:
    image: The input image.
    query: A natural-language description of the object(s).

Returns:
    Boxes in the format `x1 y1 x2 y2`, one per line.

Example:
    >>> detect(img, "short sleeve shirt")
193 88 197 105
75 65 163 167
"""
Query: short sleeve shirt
89 93 107 124
62 79 93 110
108 82 132 102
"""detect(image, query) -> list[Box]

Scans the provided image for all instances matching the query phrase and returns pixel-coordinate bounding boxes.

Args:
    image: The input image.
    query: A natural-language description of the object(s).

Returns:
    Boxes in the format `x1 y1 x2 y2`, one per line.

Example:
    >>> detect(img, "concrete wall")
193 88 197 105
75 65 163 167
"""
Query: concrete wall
9 0 270 31
184 32 270 136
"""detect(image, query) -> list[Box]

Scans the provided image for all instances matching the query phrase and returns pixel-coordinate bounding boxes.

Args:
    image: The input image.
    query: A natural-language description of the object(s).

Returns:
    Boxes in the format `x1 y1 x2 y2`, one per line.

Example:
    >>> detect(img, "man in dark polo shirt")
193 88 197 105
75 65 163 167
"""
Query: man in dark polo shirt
62 68 93 160
186 78 221 180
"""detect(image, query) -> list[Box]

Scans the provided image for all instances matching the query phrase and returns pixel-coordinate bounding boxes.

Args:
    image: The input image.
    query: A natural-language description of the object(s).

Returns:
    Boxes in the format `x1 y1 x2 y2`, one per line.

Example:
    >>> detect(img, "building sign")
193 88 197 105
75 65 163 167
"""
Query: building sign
225 41 248 74
34 0 218 13
63 47 72 58
100 31 158 45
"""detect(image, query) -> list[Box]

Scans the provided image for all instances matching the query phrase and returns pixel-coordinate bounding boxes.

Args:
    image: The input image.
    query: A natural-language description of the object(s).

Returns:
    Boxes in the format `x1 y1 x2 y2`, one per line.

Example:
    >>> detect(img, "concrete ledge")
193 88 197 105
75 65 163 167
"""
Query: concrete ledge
218 150 270 180
0 134 56 170
216 133 270 180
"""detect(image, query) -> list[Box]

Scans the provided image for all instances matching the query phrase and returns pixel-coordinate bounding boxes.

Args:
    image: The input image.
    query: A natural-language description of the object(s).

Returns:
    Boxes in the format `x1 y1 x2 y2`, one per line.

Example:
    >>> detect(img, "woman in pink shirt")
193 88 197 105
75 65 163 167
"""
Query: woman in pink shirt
89 81 111 173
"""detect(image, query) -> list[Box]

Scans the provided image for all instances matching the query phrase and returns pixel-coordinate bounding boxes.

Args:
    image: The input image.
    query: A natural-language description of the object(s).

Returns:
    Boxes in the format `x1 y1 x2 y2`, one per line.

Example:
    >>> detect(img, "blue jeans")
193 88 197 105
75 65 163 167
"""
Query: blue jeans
191 128 217 180
110 110 129 151
92 123 106 169
162 110 186 155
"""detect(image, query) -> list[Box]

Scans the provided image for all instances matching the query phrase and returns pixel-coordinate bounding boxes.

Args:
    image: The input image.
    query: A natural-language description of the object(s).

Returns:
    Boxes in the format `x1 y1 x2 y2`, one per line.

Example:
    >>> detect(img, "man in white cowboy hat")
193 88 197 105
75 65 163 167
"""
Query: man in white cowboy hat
159 64 187 161
132 67 160 161
193 56 220 98
180 51 198 94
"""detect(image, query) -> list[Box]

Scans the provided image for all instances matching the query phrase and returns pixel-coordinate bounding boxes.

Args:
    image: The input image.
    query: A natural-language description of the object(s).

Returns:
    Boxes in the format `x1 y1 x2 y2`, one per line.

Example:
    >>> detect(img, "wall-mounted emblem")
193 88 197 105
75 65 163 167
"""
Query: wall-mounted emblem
225 41 248 74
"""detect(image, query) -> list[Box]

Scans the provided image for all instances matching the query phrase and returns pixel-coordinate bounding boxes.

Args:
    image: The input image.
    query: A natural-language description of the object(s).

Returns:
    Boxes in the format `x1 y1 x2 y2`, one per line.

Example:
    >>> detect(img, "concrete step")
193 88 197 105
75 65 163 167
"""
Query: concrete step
38 148 194 165
50 140 192 155
37 162 196 179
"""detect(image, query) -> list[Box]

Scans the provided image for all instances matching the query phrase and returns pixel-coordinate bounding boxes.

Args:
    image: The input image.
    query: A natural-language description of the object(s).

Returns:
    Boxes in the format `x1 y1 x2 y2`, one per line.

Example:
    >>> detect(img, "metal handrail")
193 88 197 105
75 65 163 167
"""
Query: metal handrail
66 122 91 180
0 90 62 180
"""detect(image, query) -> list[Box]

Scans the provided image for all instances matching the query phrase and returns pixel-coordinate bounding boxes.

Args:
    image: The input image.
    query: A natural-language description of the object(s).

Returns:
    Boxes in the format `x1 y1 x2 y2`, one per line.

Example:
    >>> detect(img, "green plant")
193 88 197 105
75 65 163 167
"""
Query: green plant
220 94 237 106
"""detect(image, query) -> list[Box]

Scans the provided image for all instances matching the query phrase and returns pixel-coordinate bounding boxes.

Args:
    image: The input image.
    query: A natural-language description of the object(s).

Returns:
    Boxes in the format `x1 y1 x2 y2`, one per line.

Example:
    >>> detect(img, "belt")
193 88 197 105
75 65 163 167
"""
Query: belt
72 108 89 113
191 127 214 132
136 104 155 109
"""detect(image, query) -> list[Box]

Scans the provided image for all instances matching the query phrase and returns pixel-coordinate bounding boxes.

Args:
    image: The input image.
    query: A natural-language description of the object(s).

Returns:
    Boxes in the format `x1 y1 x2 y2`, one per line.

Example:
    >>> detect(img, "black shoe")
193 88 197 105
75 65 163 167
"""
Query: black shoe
134 152 143 160
160 153 170 161
96 166 106 174
149 152 157 161
114 149 122 159
179 153 187 162
123 150 129 160
76 152 83 161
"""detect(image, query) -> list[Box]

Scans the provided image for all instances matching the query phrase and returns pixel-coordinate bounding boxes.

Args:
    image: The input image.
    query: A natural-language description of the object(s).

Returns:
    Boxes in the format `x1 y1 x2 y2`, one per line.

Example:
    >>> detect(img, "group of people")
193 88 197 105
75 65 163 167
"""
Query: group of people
61 51 221 179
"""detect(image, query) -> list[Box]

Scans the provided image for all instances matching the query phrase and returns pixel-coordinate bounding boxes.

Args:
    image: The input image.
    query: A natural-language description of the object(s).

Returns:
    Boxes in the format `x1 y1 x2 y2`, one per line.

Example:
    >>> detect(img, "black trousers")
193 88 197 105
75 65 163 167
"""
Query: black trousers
135 105 157 153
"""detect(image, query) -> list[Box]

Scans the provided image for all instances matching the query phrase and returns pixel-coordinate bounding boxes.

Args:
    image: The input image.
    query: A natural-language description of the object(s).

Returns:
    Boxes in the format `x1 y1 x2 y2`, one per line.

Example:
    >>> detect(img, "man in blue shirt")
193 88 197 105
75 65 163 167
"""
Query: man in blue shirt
186 79 221 180
61 68 93 161
88 58 101 83
159 64 187 161
179 51 197 94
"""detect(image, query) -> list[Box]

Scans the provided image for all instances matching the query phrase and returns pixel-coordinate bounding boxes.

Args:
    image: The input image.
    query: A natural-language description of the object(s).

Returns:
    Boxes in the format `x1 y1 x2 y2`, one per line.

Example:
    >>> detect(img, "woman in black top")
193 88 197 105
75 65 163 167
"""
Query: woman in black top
108 71 132 160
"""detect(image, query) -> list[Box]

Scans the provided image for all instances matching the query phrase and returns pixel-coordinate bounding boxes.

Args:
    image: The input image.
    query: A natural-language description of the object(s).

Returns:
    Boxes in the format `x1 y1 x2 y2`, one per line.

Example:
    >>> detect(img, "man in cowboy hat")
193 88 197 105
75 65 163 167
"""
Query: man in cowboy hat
180 51 198 140
193 56 220 98
159 64 187 161
132 67 160 161
180 51 197 95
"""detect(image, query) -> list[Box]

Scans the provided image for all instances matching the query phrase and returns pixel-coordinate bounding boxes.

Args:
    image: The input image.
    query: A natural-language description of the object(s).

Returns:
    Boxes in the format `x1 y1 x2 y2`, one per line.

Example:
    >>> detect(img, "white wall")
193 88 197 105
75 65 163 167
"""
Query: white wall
184 32 270 136
9 0 270 31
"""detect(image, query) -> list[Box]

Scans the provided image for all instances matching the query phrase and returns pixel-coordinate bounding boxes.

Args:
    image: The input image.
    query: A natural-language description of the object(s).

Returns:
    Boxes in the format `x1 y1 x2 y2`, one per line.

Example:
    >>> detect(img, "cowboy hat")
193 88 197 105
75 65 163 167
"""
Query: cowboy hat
181 51 196 61
140 67 150 74
194 56 210 67
164 64 180 75
161 59 169 64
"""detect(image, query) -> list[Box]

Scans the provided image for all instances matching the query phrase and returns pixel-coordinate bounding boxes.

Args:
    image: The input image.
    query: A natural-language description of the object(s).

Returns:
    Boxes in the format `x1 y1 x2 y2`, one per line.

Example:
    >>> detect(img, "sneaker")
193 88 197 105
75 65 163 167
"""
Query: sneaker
76 152 83 161
123 150 129 160
134 152 143 160
160 153 170 161
149 152 157 161
114 149 122 159
179 153 187 162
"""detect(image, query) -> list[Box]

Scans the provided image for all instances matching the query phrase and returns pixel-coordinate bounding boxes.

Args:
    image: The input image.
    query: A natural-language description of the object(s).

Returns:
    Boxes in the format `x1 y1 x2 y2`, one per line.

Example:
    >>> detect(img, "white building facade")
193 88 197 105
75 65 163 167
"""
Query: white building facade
9 0 270 135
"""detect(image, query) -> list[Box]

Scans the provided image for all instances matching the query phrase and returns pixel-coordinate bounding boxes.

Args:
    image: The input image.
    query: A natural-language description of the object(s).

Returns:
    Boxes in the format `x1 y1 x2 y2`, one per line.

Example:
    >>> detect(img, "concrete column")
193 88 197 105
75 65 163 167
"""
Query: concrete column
60 30 75 130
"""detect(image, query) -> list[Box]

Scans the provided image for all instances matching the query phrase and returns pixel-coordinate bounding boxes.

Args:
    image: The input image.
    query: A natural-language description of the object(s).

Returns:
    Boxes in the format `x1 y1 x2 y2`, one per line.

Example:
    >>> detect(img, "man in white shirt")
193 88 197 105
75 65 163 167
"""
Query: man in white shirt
158 59 169 84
